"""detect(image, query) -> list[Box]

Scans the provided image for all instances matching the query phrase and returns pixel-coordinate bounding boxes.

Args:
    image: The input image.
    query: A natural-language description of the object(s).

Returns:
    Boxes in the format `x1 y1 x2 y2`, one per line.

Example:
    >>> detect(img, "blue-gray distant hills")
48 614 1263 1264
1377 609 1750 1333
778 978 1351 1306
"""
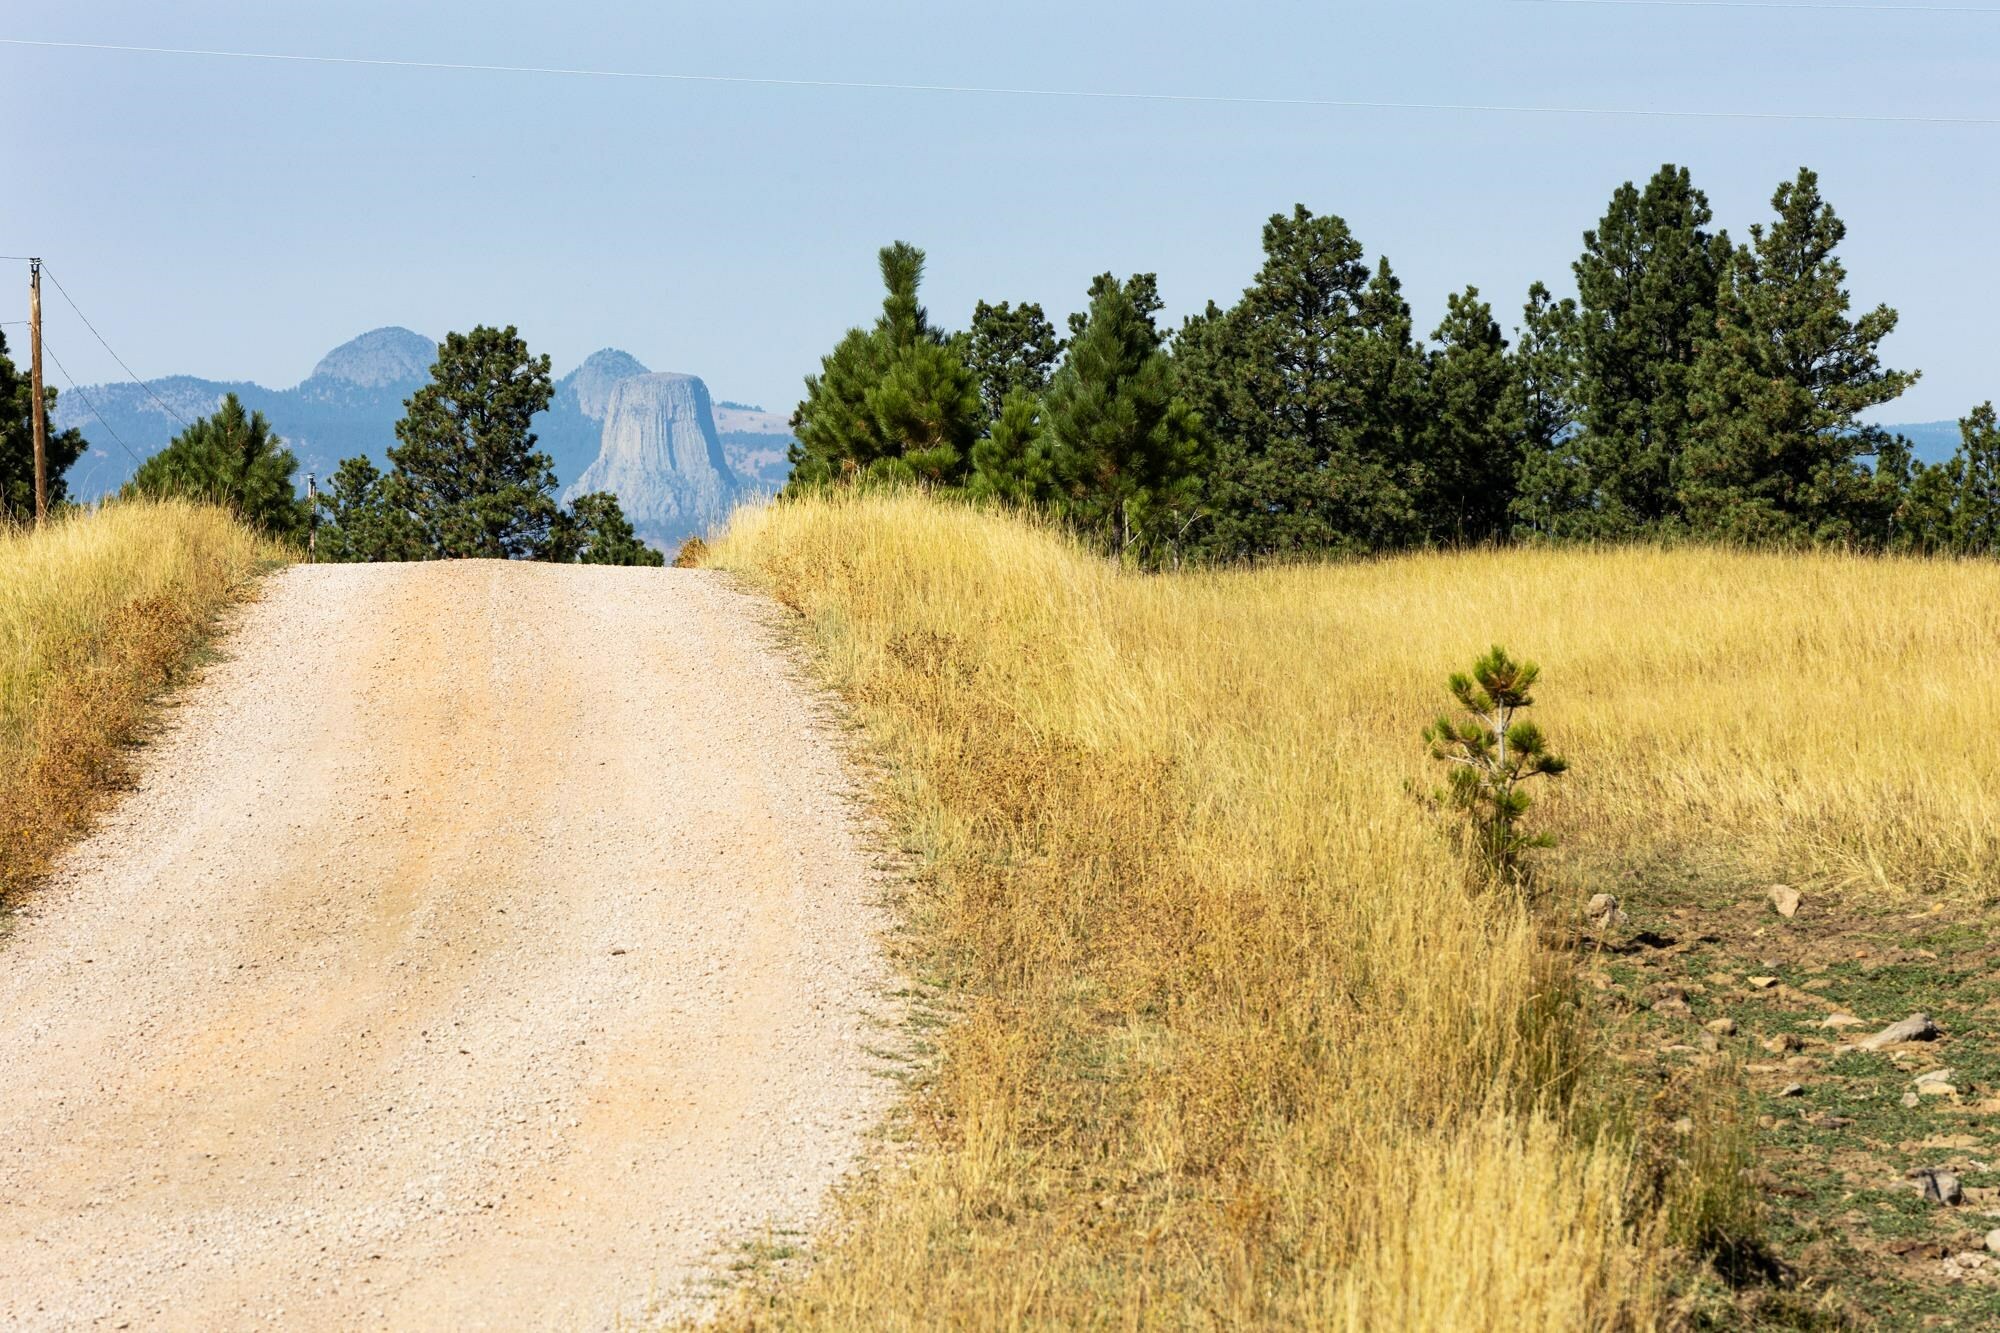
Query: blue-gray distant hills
52 326 797 548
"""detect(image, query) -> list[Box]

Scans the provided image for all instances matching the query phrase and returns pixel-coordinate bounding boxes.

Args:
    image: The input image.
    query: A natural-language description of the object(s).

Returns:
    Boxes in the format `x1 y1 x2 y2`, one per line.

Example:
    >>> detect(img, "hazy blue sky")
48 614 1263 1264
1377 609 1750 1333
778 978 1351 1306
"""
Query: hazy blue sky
3 1 1994 421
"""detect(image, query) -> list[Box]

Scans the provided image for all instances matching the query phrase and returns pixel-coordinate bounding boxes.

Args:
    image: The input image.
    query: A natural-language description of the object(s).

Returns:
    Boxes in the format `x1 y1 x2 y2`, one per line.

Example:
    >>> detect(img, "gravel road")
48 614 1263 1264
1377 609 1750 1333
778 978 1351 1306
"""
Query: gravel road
0 561 893 1329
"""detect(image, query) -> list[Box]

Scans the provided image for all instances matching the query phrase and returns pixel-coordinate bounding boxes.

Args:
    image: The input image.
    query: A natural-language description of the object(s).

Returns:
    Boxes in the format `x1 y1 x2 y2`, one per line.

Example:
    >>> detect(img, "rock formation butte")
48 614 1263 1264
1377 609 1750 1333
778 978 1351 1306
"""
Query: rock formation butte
565 372 746 549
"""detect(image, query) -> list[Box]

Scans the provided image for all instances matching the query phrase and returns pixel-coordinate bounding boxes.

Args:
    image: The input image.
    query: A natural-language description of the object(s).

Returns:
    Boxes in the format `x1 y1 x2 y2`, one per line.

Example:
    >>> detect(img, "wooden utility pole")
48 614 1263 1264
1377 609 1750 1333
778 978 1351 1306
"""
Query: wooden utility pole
28 258 47 525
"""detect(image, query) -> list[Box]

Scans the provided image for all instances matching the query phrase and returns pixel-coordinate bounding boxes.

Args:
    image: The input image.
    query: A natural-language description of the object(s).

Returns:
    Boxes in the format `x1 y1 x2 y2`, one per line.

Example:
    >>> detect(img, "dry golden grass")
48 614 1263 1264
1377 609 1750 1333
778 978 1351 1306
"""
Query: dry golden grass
706 491 2000 1329
1 500 280 899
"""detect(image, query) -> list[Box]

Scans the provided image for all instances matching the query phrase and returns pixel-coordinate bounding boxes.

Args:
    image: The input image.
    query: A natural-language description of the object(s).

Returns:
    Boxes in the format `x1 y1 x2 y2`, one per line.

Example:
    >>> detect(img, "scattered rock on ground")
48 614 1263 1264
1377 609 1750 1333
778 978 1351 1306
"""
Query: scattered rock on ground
1820 1013 1866 1030
1986 1229 2000 1256
1585 893 1629 927
1748 975 1780 990
1767 885 1802 918
1778 1083 1806 1098
1911 1168 1964 1205
1706 1017 1738 1036
1861 1013 1940 1051
1764 1033 1803 1054
1915 1068 1961 1097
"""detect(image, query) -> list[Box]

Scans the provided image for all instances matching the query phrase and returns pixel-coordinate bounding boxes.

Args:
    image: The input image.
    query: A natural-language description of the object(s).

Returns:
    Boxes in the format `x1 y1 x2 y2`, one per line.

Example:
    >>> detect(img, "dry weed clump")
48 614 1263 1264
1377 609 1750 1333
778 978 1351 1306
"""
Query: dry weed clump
1 500 278 898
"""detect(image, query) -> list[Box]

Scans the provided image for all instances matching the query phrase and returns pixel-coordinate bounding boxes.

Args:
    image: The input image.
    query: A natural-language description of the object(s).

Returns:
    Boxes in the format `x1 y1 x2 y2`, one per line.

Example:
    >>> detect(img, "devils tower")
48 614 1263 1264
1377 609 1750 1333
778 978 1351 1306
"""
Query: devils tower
564 372 744 549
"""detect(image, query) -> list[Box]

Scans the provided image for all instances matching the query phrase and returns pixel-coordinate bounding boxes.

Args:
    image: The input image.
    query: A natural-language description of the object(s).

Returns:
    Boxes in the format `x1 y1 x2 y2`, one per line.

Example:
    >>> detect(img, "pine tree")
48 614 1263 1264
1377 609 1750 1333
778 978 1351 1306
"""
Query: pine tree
1043 272 1204 559
868 335 983 484
389 325 557 559
1509 283 1591 537
1423 646 1568 885
1908 403 2000 554
959 300 1065 423
787 242 981 488
1419 287 1522 545
0 330 87 520
967 388 1054 505
1571 165 1732 535
544 491 665 566
313 455 427 562
315 456 423 562
125 393 306 537
1678 169 1918 545
1178 206 1421 559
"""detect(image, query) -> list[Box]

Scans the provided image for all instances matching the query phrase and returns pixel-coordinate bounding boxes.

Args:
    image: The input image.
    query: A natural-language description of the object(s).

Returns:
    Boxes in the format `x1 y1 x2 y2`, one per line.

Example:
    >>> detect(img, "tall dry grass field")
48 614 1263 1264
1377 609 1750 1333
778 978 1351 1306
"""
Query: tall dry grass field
1 500 279 898
710 492 2000 1330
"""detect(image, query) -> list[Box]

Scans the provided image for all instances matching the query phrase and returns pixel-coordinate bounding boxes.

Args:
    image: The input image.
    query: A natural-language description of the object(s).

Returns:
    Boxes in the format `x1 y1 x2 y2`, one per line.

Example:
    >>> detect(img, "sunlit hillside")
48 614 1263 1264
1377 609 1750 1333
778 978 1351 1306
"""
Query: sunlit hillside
709 491 2000 1329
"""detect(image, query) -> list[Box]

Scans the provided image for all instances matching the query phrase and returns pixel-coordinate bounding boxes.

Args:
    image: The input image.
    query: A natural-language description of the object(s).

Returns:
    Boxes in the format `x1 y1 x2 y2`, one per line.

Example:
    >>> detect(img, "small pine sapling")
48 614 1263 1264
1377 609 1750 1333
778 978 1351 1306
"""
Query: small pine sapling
1423 646 1568 885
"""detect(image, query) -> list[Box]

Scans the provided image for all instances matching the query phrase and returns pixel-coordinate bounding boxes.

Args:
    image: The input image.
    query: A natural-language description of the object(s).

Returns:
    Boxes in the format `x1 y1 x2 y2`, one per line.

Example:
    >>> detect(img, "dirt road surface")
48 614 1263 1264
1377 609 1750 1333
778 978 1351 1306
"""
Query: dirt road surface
0 561 893 1329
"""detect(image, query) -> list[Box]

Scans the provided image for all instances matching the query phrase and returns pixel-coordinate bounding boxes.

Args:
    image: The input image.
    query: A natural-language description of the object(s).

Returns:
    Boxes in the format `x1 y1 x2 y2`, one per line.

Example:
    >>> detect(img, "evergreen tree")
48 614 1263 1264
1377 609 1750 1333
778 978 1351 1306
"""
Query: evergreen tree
1903 403 2000 554
959 300 1064 422
868 335 984 483
125 393 307 538
1678 169 1918 545
1509 283 1591 537
1949 403 2000 553
1418 287 1522 544
1571 165 1732 535
1178 206 1421 559
314 455 426 562
788 242 982 488
1043 272 1204 558
543 491 666 566
389 325 558 558
967 388 1055 505
0 330 87 520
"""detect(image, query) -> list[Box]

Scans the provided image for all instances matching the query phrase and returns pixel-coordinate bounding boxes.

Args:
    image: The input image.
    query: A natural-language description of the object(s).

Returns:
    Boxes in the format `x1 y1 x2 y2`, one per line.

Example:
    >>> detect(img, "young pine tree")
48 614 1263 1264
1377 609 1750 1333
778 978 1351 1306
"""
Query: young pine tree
1423 646 1568 885
1679 169 1918 545
1043 273 1204 559
124 393 307 538
389 325 559 559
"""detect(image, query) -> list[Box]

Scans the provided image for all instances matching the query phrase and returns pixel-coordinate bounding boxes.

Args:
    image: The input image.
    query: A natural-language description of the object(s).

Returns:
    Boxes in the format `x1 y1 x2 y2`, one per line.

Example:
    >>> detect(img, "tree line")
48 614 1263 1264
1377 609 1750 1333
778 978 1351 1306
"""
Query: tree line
786 165 2000 564
0 324 662 566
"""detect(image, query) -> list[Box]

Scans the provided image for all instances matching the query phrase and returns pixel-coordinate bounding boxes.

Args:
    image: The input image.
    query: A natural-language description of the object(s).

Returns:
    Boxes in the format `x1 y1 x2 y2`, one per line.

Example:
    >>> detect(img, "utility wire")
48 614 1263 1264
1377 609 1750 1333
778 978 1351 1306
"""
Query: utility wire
38 263 190 428
1515 1 1998 11
2 36 1997 126
41 339 147 467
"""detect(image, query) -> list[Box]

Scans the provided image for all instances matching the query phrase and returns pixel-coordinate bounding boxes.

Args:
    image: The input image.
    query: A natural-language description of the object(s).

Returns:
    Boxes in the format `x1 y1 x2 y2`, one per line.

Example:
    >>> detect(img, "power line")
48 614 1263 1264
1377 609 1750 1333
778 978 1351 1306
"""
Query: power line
40 339 147 467
37 263 190 428
1516 1 1998 11
3 35 1998 126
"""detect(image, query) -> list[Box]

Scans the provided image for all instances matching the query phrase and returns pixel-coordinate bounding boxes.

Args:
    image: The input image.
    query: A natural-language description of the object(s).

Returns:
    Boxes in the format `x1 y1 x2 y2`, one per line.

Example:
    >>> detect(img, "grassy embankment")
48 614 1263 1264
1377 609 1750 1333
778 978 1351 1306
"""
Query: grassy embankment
1 500 280 900
709 491 2000 1329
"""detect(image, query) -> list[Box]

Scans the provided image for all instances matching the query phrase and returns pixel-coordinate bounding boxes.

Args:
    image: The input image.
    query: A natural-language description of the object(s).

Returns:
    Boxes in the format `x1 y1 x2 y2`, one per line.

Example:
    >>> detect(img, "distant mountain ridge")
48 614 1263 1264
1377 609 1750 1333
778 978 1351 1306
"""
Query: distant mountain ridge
52 327 796 546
